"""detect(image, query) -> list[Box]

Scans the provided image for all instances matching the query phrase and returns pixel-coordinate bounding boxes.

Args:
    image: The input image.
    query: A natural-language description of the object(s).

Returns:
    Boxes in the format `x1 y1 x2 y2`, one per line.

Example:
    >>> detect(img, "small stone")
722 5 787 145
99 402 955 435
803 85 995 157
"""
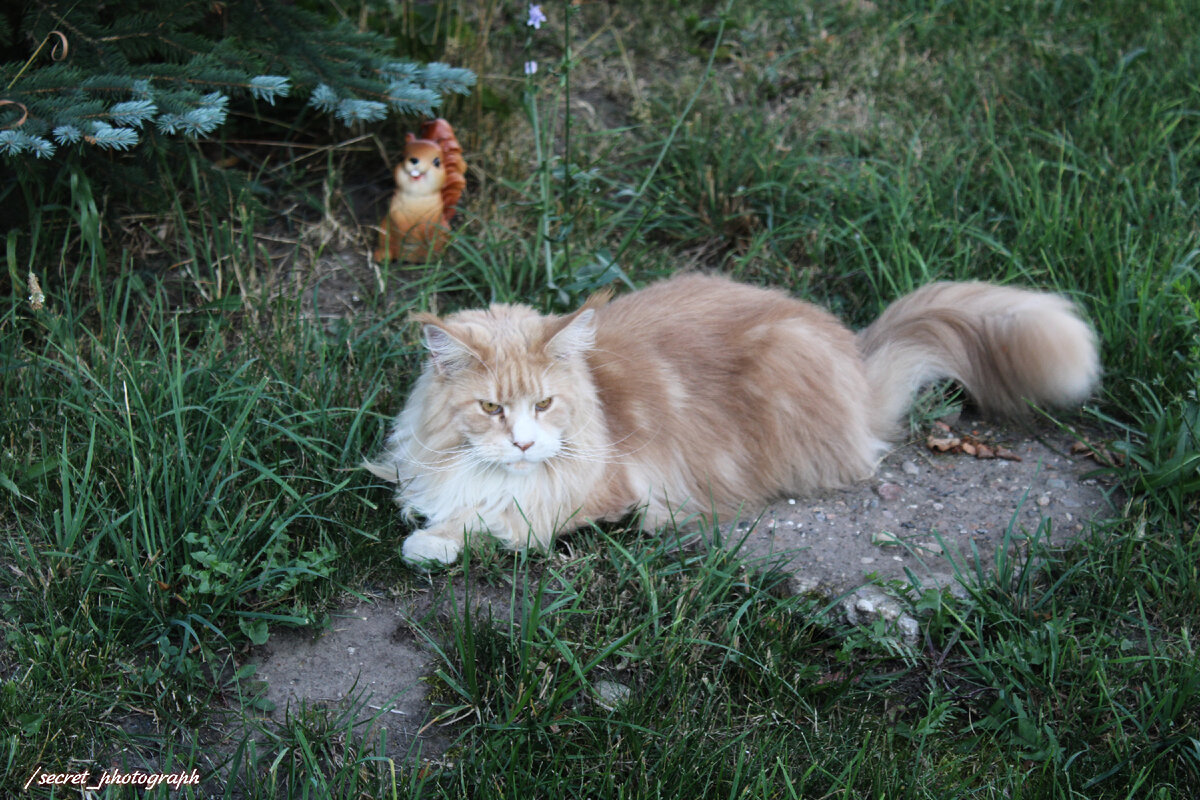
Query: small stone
932 502 945 512
902 460 920 476
896 614 921 643
1037 494 1051 507
875 482 903 502
789 574 820 595
593 680 632 709
842 587 920 644
1047 478 1067 489
854 595 878 616
873 530 902 547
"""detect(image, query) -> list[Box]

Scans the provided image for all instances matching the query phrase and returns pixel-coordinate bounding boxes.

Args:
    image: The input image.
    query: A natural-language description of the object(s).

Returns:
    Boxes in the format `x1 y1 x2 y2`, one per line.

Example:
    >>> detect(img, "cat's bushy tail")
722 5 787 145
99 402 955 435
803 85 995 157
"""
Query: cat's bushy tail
857 282 1100 440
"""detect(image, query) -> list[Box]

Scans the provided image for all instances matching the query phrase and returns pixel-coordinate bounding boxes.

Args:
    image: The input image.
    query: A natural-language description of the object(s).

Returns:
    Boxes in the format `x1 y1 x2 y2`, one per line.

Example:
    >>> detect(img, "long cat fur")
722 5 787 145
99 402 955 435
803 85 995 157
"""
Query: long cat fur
364 274 1100 566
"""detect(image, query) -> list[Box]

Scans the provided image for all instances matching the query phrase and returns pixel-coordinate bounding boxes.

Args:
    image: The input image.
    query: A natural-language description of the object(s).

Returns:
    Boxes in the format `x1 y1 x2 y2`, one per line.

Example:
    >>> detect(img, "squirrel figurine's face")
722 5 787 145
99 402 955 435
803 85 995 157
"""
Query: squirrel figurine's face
396 141 446 198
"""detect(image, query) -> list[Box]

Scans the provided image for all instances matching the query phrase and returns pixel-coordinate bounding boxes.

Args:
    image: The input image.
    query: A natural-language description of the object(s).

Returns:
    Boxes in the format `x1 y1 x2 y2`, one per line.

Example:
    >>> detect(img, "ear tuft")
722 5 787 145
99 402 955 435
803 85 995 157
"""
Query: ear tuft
546 308 596 360
420 320 477 374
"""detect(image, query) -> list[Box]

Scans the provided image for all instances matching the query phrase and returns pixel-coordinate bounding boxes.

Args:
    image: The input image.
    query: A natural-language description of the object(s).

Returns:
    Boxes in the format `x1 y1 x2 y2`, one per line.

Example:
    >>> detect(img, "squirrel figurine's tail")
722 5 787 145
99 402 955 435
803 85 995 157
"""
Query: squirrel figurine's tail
857 282 1100 441
418 119 466 225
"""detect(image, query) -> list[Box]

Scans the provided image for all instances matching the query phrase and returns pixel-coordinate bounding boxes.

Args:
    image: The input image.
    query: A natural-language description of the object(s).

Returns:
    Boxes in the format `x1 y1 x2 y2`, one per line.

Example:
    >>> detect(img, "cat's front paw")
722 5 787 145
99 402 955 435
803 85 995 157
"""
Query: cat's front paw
401 530 462 569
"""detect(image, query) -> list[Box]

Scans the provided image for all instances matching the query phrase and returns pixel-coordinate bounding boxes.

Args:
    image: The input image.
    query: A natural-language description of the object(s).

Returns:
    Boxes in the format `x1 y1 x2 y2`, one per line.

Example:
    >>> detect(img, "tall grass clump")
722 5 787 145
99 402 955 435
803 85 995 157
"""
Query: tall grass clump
0 191 423 786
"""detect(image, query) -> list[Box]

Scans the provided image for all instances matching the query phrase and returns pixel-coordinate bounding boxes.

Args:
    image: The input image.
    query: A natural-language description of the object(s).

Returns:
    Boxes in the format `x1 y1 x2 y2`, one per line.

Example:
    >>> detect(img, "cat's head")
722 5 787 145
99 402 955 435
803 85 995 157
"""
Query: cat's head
395 137 445 197
413 302 601 475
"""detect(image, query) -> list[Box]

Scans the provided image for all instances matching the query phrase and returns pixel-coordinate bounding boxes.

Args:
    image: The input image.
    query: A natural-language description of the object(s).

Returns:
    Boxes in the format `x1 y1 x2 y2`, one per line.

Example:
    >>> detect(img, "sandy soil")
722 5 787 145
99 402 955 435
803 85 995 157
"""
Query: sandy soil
731 412 1117 591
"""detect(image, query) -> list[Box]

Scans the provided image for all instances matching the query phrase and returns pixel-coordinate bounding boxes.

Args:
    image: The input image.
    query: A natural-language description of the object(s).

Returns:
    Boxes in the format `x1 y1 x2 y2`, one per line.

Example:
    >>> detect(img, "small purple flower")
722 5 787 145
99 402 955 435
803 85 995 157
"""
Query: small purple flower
527 4 547 29
524 60 538 75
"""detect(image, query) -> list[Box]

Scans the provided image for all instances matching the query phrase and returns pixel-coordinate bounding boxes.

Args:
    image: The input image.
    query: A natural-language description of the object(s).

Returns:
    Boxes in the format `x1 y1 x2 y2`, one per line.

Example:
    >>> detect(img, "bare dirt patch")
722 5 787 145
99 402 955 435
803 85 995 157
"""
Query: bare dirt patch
731 412 1118 593
247 580 512 763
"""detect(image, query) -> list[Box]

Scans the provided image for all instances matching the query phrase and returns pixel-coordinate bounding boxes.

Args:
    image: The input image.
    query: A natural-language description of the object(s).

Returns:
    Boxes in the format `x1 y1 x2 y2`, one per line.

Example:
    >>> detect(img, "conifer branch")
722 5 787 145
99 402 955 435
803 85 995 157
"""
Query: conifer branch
0 1 477 159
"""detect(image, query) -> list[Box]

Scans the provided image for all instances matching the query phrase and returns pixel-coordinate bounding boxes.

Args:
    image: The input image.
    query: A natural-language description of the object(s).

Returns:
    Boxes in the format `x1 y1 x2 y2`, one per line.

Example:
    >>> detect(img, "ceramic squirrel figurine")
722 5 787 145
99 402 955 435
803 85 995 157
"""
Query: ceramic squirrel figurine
374 118 466 262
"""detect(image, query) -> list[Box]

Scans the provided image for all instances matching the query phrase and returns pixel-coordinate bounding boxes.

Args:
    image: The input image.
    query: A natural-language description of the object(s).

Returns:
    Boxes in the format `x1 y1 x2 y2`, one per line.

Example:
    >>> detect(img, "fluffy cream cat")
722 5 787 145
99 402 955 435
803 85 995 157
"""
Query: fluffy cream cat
365 274 1100 566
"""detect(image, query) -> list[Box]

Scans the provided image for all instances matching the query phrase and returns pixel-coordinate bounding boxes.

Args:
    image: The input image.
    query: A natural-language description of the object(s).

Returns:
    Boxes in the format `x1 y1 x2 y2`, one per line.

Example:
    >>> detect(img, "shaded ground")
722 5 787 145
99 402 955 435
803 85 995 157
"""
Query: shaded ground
732 412 1116 592
247 578 513 765
245 411 1119 762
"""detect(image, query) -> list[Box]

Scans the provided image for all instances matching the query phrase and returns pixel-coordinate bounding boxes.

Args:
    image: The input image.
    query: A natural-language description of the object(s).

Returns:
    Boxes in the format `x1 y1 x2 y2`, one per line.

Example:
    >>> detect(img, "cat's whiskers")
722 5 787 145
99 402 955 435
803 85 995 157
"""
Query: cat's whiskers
389 431 487 474
390 451 469 474
406 427 471 458
558 398 630 451
553 432 645 466
539 454 567 486
553 445 636 468
553 430 649 466
563 388 664 460
412 424 541 479
560 413 660 463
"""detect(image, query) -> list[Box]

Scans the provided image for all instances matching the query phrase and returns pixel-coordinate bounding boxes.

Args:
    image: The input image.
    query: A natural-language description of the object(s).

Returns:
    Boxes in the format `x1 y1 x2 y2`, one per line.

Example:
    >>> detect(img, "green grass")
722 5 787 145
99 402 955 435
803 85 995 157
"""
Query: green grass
3 0 1199 796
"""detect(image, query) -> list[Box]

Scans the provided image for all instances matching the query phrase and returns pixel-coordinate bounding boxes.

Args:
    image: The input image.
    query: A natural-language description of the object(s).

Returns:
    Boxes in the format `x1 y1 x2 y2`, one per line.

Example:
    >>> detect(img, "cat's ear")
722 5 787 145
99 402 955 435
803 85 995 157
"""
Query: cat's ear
415 315 477 374
546 308 596 360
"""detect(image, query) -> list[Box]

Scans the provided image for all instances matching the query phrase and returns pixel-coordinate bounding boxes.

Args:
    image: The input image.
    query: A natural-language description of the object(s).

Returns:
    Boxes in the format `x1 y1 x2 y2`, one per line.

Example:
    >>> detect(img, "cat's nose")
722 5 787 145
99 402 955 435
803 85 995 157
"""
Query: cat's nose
512 440 534 452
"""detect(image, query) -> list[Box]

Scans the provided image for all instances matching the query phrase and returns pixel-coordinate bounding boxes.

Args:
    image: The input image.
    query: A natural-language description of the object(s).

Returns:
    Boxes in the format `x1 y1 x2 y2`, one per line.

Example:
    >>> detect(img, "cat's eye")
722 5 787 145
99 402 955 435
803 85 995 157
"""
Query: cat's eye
534 397 553 412
479 400 503 415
